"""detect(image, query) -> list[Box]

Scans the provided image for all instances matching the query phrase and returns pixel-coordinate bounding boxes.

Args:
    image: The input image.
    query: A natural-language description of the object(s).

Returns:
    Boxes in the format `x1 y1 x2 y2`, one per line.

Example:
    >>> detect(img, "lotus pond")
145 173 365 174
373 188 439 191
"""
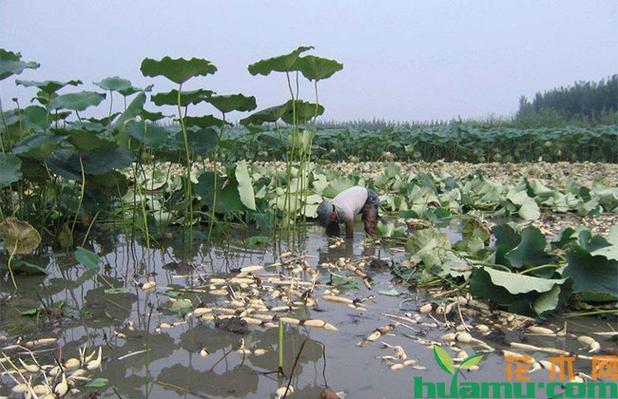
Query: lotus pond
1 48 618 398
1 219 617 399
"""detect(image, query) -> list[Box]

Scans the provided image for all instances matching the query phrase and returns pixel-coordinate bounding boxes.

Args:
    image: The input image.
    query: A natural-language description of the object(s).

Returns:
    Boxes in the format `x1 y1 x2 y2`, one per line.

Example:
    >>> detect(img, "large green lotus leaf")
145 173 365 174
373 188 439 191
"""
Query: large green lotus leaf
126 120 169 148
564 247 618 298
49 148 133 177
257 132 287 149
12 133 65 160
18 158 48 184
248 46 314 75
93 76 132 92
218 175 244 213
0 217 41 255
21 106 50 130
0 49 39 80
1 109 21 127
65 120 107 133
117 83 153 97
88 170 129 197
505 226 554 269
207 93 257 114
0 153 22 188
151 89 214 106
15 79 82 94
281 100 324 124
140 109 166 121
240 100 324 126
471 266 566 295
31 90 56 106
240 103 288 126
81 148 133 175
50 91 106 111
518 197 541 220
469 267 566 316
235 161 256 210
112 92 146 129
45 149 80 180
67 130 117 152
173 128 218 155
194 171 222 199
532 285 563 315
183 114 226 128
296 55 343 81
187 128 218 155
577 229 610 252
140 57 217 84
493 224 521 266
590 226 618 261
84 116 117 128
551 227 578 250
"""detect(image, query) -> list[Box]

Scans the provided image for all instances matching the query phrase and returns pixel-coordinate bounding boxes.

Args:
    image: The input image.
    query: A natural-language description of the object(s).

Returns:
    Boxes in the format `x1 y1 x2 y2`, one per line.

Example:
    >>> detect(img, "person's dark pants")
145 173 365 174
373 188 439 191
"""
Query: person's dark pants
361 189 380 236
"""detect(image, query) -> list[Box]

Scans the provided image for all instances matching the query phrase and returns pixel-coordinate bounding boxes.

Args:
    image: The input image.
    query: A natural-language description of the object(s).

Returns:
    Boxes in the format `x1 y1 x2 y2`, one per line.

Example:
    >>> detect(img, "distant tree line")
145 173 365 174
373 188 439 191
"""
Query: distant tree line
517 74 618 124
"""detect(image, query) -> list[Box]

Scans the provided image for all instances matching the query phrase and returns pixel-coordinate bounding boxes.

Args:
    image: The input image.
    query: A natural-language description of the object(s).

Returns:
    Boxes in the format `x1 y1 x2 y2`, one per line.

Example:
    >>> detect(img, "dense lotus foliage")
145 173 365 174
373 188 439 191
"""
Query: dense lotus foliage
218 124 618 163
0 48 616 319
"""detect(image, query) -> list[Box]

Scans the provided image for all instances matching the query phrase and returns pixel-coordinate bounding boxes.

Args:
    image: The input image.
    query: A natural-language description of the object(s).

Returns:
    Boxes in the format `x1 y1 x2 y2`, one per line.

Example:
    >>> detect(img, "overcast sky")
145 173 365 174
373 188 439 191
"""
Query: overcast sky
1 1 617 122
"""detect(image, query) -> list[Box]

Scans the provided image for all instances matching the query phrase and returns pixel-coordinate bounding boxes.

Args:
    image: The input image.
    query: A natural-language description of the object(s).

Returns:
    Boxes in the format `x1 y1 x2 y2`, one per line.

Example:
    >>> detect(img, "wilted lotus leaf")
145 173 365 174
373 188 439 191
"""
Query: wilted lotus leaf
93 76 132 92
140 56 217 84
461 218 491 243
0 217 41 255
296 55 343 81
248 46 314 76
50 91 106 111
0 49 39 80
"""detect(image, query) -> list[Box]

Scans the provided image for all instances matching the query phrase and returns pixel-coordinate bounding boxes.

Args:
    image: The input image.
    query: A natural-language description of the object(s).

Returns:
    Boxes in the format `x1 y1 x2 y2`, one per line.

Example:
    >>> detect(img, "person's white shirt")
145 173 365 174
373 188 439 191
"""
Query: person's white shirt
331 186 369 223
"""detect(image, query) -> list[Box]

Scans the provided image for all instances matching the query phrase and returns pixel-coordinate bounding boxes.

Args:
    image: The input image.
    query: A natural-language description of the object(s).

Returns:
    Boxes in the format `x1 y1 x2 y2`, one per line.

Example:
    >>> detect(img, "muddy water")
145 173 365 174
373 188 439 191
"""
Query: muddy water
0 222 615 398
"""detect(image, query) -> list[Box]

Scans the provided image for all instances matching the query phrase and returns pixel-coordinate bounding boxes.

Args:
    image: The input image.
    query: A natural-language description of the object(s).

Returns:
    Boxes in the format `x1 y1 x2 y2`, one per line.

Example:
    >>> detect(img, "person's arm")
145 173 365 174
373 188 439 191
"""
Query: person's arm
345 222 354 238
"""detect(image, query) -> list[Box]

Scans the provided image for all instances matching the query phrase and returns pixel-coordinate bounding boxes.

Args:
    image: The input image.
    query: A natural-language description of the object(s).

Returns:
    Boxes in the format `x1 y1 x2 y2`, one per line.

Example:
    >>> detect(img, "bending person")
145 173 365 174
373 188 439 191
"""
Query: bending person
317 186 379 238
